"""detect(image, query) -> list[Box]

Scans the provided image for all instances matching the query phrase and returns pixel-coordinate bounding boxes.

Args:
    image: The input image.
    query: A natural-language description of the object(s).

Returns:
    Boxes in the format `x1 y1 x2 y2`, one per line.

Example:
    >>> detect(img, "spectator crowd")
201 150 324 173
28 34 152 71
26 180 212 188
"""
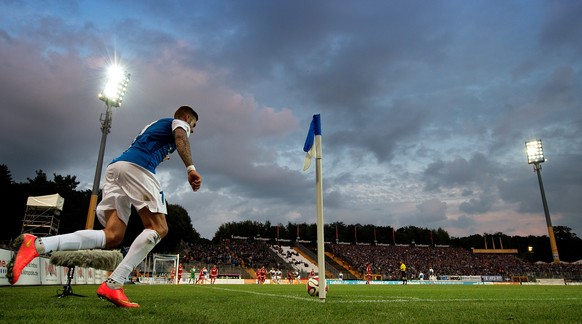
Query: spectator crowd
328 244 582 280
179 239 281 271
171 239 582 281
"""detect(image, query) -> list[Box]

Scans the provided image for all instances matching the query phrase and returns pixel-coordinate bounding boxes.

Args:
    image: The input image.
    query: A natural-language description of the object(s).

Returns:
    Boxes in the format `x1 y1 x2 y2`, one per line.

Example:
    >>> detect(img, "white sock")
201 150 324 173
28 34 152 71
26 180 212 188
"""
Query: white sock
39 230 106 253
108 229 160 285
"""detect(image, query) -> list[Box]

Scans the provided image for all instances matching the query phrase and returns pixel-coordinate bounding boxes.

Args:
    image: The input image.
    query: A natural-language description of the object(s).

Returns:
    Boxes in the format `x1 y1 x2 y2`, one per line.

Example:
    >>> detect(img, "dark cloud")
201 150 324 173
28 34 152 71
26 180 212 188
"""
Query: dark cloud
415 199 447 223
421 153 497 192
448 215 476 232
1 0 581 239
539 0 582 54
459 194 496 215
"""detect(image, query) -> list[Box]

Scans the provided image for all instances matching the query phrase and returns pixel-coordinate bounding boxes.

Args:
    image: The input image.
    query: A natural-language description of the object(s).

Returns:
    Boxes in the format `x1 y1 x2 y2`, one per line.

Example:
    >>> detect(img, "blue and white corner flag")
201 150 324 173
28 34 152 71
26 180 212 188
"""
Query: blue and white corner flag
302 113 326 301
303 114 322 171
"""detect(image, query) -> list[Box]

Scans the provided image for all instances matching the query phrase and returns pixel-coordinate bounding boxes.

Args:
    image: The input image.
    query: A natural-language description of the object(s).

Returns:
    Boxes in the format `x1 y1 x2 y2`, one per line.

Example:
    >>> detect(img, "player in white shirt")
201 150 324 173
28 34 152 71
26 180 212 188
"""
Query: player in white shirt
274 269 282 284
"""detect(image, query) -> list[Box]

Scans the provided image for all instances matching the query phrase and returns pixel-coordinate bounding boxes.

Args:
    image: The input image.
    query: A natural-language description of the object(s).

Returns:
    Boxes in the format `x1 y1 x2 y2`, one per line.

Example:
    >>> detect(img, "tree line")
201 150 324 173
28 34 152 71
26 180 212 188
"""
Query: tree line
2 164 582 262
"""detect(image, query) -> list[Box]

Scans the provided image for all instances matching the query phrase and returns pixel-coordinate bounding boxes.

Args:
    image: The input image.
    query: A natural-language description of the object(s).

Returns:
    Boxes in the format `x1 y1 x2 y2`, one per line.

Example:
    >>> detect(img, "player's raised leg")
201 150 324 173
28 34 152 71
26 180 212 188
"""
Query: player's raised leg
7 229 106 285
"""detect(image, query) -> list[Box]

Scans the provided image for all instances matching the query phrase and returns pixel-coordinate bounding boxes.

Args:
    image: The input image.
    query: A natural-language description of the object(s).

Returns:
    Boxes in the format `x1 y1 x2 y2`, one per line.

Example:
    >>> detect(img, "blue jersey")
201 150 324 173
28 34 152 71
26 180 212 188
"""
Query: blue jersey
112 118 188 174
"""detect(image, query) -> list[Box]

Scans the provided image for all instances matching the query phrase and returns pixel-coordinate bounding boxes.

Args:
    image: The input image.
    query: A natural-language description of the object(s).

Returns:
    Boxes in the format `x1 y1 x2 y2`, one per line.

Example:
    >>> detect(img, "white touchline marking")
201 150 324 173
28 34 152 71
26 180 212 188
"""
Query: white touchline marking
203 286 321 302
200 286 581 304
332 297 582 304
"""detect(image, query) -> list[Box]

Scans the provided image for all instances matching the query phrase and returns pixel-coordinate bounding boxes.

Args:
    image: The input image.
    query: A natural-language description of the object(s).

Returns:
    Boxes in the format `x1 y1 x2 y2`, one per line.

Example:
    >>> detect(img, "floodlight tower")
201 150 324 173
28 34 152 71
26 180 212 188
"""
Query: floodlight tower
525 139 560 264
85 66 130 229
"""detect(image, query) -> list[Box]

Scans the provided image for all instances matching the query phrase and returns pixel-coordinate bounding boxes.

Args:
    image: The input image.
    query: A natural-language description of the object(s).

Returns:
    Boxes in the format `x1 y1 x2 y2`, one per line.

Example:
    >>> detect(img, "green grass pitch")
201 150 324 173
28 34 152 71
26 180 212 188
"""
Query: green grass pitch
1 284 581 323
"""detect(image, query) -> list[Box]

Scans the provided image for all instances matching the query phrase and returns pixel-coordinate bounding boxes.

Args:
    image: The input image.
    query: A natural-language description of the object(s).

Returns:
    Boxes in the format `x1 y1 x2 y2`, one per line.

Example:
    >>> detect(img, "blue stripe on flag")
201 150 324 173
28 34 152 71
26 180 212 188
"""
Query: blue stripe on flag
303 114 321 152
303 114 321 171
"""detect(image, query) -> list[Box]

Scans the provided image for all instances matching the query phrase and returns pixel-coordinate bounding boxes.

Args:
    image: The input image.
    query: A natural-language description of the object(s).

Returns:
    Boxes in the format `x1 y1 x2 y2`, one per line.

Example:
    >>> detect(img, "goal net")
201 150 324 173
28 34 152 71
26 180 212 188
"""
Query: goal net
151 254 179 284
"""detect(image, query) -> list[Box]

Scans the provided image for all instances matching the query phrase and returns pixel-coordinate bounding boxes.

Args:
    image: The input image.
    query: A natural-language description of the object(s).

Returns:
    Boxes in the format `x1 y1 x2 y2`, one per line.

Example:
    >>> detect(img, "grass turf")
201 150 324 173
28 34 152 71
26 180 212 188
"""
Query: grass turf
1 284 581 323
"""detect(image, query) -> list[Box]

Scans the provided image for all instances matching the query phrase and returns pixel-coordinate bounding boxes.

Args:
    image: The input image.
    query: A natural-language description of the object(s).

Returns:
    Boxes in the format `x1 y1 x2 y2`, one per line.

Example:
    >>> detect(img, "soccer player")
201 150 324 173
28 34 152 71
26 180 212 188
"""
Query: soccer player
170 268 176 284
210 265 218 284
366 263 372 284
400 261 407 285
257 266 266 284
287 270 295 284
196 267 206 284
188 267 196 284
269 267 276 283
6 106 202 308
274 268 282 284
338 271 343 281
309 268 315 278
177 264 183 284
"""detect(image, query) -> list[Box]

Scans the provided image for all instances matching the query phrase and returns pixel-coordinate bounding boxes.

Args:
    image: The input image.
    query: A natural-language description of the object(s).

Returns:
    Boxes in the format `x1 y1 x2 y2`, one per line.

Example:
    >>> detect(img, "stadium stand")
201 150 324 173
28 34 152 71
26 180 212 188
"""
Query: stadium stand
173 240 582 282
326 243 582 281
270 245 318 275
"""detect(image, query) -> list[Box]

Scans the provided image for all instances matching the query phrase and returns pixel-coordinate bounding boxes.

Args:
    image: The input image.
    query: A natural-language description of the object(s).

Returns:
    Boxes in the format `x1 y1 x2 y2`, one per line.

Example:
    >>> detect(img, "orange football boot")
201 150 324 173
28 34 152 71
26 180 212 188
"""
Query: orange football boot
7 234 40 285
97 282 140 308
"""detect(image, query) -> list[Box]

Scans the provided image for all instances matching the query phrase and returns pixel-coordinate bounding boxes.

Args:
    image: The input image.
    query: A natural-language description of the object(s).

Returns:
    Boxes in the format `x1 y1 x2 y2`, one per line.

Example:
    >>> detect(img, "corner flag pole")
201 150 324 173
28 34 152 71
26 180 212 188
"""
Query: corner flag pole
315 124 326 301
303 114 326 301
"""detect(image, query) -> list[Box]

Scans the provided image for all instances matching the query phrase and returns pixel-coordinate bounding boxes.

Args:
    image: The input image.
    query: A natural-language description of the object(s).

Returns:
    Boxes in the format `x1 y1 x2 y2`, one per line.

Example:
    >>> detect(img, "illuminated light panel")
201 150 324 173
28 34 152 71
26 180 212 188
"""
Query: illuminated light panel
525 139 544 164
98 65 130 107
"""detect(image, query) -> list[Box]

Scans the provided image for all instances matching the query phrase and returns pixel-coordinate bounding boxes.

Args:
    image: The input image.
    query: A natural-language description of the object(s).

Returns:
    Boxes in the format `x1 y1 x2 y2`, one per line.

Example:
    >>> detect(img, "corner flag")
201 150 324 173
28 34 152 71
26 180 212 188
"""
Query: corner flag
302 114 326 301
303 114 322 171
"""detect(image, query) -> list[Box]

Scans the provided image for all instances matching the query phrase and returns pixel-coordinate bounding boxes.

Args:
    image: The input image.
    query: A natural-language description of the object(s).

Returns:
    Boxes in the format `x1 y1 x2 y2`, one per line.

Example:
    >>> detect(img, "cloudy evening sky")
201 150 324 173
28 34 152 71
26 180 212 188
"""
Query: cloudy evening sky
1 0 581 240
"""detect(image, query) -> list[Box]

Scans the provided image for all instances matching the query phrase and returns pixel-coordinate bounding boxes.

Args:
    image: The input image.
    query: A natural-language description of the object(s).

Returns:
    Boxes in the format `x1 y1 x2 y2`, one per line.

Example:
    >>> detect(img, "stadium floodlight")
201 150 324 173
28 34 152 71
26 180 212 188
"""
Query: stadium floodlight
85 65 131 229
98 65 130 108
526 139 545 164
524 139 560 264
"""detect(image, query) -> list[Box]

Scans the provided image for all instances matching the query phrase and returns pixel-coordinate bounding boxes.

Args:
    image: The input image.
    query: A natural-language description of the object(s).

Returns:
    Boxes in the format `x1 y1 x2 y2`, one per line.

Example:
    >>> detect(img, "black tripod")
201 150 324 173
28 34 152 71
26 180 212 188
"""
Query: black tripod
57 267 85 298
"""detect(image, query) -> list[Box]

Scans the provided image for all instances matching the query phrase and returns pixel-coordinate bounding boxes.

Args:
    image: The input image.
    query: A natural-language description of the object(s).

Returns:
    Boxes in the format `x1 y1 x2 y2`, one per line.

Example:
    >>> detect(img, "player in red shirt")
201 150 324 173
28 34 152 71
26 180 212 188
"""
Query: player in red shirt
309 269 315 278
287 270 294 284
177 264 183 284
170 268 175 284
210 265 218 284
366 263 372 284
196 267 206 284
257 266 266 284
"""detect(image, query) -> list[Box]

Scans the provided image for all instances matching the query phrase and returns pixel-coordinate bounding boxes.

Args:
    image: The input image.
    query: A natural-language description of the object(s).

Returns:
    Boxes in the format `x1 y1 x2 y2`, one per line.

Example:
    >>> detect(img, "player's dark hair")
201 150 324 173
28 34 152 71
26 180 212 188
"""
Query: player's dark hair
175 105 199 121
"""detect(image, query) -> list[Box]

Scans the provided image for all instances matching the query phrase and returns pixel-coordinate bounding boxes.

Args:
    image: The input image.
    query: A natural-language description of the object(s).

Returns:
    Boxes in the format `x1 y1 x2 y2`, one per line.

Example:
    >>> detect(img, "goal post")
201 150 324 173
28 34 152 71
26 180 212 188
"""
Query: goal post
152 254 179 284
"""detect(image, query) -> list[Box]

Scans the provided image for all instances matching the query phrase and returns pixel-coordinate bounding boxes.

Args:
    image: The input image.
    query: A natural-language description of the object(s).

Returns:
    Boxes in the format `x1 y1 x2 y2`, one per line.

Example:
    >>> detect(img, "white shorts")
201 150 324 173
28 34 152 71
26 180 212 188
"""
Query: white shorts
96 161 167 226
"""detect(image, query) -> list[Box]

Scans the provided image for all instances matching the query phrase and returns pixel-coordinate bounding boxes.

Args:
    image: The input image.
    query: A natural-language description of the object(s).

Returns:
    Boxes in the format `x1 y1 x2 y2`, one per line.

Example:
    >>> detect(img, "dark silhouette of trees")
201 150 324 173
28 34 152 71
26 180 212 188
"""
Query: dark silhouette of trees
214 220 272 242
